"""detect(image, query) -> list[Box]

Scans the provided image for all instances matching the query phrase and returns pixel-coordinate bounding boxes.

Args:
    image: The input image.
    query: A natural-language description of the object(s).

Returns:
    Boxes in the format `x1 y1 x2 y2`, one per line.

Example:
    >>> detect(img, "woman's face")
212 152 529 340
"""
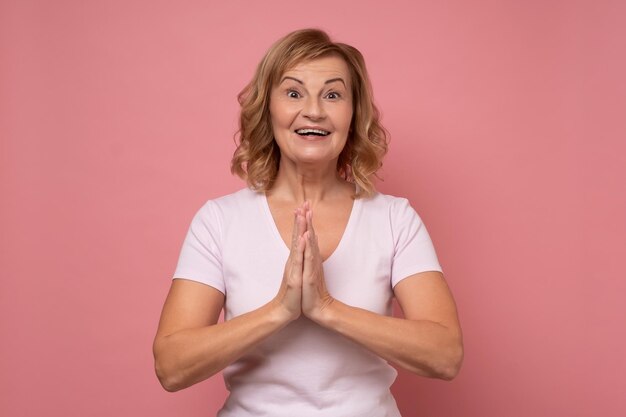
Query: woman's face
269 55 353 169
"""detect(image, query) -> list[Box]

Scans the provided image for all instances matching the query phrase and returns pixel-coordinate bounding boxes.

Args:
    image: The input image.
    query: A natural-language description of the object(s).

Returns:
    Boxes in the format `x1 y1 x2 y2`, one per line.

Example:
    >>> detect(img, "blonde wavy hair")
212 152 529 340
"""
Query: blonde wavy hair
231 28 388 198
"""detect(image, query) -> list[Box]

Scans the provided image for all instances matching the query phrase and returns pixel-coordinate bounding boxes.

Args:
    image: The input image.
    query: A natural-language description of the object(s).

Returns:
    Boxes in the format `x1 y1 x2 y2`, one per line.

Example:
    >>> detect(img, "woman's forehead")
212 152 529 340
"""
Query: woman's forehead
278 56 351 86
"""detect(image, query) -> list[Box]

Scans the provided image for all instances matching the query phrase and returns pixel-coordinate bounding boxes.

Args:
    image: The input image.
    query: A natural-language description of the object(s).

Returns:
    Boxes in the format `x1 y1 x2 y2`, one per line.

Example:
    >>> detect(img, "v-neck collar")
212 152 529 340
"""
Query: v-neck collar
258 186 361 266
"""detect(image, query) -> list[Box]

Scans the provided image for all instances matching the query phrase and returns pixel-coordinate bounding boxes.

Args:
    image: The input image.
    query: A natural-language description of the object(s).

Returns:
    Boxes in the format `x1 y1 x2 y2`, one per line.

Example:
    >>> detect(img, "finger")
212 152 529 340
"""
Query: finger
297 206 307 237
292 235 305 277
302 230 309 272
305 209 317 244
290 208 301 250
303 230 315 277
291 203 309 249
305 208 312 230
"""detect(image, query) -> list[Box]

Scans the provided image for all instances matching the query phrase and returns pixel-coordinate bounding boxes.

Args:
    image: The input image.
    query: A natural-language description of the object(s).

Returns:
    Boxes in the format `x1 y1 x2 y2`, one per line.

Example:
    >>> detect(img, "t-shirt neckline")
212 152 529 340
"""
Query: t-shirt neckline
258 185 361 266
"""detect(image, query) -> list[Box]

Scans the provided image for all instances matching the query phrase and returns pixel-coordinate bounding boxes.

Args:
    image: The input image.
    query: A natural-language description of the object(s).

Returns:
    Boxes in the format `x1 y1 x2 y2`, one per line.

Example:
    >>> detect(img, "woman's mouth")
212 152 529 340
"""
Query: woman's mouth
294 128 331 138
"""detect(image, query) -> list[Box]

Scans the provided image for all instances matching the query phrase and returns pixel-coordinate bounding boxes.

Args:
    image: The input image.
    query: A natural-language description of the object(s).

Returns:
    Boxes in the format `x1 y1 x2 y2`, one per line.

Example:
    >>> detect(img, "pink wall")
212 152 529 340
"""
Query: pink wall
1 0 624 416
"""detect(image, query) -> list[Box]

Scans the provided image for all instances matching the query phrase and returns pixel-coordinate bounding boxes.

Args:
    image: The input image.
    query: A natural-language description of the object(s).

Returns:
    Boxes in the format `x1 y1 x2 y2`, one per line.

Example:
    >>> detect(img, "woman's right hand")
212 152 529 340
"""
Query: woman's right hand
273 205 307 322
155 203 310 392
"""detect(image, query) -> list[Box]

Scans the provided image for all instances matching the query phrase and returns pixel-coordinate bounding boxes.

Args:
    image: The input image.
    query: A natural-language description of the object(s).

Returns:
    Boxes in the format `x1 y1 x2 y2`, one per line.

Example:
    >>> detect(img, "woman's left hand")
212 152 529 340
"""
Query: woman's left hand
301 204 335 323
296 203 462 380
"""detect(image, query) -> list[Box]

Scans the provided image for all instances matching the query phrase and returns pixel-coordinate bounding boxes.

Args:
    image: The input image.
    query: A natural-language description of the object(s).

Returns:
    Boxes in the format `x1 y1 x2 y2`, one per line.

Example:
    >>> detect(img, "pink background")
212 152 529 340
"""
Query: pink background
1 1 625 416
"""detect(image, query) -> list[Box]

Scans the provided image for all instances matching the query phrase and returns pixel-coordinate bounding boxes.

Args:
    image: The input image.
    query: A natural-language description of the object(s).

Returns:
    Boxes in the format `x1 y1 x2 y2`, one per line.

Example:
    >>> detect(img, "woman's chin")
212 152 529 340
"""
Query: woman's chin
285 152 339 169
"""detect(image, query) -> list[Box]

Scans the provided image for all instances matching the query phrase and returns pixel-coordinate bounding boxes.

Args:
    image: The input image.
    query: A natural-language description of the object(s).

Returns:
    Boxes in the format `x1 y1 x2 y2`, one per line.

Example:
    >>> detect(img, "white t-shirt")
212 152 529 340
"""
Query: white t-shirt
173 187 443 417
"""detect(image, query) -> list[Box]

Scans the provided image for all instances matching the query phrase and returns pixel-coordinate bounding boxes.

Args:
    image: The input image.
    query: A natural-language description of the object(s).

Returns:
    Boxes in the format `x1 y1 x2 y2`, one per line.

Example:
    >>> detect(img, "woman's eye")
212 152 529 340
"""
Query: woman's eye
326 92 341 99
287 90 300 98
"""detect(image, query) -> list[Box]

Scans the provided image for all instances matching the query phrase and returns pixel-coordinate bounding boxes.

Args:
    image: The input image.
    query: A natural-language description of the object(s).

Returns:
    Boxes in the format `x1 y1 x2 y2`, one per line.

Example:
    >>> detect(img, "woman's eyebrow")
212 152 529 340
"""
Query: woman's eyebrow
279 76 304 85
279 76 347 88
324 78 346 88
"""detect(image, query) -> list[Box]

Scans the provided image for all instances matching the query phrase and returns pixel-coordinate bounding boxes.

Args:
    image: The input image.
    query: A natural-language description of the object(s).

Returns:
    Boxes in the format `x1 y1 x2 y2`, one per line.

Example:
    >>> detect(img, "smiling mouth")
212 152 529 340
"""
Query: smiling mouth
294 128 331 137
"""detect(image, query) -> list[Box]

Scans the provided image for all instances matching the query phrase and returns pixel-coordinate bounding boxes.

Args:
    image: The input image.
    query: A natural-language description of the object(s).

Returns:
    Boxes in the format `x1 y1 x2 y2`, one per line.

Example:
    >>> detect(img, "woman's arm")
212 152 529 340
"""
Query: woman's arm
153 280 290 392
314 272 463 380
301 210 463 380
153 208 308 392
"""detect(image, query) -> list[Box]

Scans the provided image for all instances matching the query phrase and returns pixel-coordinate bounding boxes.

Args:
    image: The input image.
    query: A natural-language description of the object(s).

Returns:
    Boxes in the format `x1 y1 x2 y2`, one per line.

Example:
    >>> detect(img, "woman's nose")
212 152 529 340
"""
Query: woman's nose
302 96 326 120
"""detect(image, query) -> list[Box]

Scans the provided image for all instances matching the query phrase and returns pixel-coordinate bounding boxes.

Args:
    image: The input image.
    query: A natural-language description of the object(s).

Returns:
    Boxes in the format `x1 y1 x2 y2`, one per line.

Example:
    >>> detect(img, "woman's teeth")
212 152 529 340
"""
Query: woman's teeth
295 128 330 136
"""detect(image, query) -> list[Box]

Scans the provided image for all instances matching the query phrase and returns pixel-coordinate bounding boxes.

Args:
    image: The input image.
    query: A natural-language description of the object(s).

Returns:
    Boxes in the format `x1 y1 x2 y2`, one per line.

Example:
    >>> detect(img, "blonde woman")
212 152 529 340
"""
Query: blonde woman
153 28 463 416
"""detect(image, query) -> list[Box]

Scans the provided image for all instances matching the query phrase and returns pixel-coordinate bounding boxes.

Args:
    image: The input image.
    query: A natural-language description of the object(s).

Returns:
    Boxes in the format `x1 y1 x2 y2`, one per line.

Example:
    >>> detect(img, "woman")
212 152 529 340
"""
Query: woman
153 28 463 416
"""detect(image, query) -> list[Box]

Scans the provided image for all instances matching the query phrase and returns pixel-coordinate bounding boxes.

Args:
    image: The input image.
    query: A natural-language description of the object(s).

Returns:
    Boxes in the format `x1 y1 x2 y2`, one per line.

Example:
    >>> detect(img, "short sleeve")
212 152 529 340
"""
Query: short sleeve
390 198 443 288
172 201 226 294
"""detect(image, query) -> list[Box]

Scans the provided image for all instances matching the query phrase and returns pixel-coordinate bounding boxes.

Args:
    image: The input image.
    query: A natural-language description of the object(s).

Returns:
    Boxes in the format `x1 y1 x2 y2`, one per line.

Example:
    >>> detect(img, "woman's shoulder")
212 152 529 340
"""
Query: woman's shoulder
360 189 414 213
213 186 258 204
195 187 259 214
184 187 251 217
203 187 262 208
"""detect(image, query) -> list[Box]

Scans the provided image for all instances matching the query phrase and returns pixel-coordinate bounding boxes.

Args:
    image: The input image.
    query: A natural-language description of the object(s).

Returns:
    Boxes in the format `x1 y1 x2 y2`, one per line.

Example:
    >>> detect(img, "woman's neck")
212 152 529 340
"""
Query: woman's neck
268 158 349 205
